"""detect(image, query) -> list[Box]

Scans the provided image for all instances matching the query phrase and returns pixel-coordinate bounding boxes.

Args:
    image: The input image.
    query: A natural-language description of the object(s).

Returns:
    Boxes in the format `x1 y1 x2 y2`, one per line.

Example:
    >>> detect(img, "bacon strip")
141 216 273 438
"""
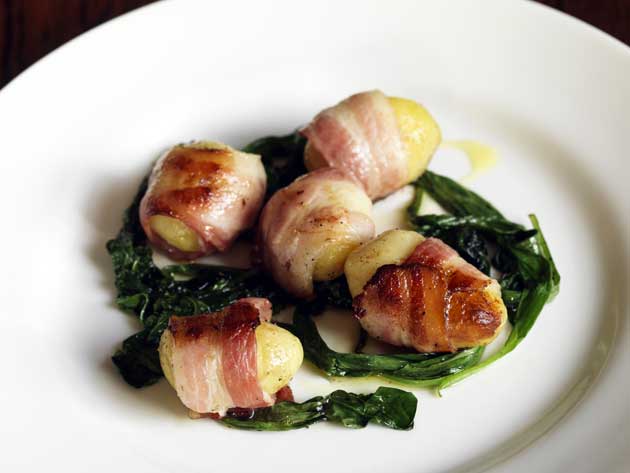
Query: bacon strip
165 298 274 415
301 90 407 199
353 238 507 352
258 168 375 298
140 142 266 260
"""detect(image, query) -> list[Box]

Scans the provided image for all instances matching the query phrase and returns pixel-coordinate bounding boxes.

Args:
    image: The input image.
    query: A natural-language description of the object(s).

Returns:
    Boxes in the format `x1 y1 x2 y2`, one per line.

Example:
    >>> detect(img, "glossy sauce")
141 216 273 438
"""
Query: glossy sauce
441 140 498 184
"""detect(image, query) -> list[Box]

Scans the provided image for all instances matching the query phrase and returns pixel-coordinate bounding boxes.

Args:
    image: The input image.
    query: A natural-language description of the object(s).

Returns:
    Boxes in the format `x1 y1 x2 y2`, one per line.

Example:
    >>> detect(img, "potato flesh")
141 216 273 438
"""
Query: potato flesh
158 322 303 398
158 329 176 388
313 241 359 281
149 215 202 252
344 229 425 297
388 97 442 181
255 322 303 395
304 97 442 182
312 181 373 282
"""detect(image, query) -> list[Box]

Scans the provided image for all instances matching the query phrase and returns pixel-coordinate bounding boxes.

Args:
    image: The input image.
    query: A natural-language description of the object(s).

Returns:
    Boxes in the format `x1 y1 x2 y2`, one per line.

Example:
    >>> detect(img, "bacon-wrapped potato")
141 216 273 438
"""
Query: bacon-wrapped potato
140 141 266 260
158 298 303 416
301 90 441 199
258 168 375 298
345 230 507 353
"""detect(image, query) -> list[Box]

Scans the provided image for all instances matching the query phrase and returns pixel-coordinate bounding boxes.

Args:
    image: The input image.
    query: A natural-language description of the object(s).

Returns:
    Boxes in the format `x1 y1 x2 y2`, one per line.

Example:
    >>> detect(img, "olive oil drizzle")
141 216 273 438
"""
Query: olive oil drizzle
441 140 498 184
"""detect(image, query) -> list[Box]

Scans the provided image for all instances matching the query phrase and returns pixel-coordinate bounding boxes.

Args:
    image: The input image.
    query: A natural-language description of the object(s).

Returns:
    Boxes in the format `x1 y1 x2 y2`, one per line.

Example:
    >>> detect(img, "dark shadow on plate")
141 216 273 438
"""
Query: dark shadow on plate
96 343 186 418
84 165 150 311
79 162 189 417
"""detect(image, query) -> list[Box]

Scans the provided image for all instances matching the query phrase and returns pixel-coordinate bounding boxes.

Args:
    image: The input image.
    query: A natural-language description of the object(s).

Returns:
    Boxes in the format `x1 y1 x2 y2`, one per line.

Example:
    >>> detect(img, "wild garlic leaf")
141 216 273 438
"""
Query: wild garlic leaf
221 387 417 431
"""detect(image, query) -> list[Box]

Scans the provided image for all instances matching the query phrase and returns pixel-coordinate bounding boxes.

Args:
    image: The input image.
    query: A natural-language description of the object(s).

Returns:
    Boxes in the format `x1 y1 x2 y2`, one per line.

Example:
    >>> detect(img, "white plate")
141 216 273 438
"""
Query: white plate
0 0 628 472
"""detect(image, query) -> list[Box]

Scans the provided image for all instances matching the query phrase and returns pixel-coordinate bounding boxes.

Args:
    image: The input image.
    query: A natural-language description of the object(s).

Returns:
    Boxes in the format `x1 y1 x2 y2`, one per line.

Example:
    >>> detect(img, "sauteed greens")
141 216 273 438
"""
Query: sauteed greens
221 387 417 431
107 132 559 429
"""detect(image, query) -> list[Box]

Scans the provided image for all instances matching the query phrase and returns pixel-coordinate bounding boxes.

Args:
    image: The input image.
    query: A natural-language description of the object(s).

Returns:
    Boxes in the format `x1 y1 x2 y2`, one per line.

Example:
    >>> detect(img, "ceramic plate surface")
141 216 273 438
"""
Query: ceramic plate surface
0 1 628 472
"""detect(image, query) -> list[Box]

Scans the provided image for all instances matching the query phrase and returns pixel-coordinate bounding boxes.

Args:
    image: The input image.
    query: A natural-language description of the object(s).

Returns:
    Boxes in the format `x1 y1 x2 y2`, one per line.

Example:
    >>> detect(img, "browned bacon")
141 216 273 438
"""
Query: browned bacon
353 238 507 352
274 385 295 403
140 142 266 260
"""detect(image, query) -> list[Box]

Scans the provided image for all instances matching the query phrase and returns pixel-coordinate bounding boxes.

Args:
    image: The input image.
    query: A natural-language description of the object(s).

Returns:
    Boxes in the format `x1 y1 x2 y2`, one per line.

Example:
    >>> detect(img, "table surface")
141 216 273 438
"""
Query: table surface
1 0 629 89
